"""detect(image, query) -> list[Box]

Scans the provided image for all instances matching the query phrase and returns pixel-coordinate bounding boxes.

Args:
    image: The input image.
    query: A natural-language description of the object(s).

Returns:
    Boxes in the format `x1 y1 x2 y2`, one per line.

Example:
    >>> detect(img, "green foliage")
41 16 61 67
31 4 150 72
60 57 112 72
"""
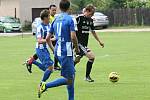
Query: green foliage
71 0 113 11
110 0 126 8
92 0 113 11
71 0 87 11
145 0 150 8
71 0 150 11
125 0 147 8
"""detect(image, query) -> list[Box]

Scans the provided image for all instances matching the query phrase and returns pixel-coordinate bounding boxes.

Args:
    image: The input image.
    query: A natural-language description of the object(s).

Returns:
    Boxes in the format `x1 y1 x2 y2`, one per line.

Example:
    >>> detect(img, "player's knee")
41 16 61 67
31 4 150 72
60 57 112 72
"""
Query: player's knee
89 58 95 63
67 79 73 85
48 66 54 71
89 54 95 60
92 55 95 60
87 52 95 59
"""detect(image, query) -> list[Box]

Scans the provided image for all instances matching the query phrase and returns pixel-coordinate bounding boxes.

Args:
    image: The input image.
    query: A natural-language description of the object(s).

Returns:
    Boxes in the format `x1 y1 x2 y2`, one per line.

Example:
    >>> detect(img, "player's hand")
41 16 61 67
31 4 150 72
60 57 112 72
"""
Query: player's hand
75 55 81 64
99 41 104 48
75 48 80 55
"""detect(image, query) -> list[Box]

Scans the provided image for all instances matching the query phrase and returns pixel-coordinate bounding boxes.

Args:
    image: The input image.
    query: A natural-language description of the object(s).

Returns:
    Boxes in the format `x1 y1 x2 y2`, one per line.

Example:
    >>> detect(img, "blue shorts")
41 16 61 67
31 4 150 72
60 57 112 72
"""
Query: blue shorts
56 55 75 80
36 48 54 69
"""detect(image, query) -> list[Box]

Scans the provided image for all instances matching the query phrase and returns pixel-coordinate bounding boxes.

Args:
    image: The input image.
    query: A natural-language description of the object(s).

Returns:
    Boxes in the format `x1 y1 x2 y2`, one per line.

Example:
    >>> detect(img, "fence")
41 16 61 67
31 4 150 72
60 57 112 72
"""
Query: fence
103 8 150 26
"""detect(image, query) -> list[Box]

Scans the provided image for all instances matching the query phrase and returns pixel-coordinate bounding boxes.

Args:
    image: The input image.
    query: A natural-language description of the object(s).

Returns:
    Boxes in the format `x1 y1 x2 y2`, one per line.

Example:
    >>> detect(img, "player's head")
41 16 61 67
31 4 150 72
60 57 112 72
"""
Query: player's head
59 0 70 12
84 4 95 18
40 9 50 24
49 4 57 16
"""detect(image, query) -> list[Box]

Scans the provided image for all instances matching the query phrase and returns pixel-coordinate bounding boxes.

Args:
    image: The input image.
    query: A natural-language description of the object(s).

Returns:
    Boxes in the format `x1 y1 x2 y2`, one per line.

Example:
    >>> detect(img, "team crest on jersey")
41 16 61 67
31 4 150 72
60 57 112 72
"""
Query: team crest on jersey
83 21 86 24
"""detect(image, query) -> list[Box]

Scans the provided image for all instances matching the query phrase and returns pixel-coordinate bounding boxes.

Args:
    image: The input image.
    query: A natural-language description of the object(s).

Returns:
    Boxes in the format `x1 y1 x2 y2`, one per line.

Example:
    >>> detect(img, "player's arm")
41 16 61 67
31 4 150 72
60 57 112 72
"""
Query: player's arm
70 18 80 54
37 38 46 44
46 21 55 53
71 31 79 54
46 33 54 53
91 31 104 48
90 19 104 48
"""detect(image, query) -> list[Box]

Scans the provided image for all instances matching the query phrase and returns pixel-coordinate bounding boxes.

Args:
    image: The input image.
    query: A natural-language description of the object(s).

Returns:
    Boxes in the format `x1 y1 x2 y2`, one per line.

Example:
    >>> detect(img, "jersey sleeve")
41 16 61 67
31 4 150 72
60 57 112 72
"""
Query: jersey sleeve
70 18 76 32
76 16 80 24
36 26 42 38
72 17 78 31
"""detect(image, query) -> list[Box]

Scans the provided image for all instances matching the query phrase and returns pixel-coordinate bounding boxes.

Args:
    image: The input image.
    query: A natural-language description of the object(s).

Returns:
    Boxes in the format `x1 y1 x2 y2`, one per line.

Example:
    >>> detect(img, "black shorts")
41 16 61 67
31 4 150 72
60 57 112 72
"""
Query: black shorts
78 44 91 58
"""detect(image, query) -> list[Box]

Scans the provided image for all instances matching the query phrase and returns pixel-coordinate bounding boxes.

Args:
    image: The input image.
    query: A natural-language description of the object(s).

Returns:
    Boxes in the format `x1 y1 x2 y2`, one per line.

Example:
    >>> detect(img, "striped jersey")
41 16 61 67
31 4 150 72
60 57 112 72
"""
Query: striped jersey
36 23 51 49
50 12 76 57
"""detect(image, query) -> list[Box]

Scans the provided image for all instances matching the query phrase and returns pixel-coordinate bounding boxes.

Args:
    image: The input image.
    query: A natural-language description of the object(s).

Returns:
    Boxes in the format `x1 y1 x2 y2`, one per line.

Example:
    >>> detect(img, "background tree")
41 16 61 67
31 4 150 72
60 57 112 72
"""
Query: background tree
71 0 150 12
125 0 147 8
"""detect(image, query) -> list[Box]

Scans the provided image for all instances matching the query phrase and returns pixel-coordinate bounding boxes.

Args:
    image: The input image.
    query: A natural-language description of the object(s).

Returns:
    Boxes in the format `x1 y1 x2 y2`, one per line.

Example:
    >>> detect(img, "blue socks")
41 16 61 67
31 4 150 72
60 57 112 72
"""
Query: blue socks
32 61 52 82
32 60 46 71
42 69 52 82
46 78 67 88
46 78 74 100
67 83 74 100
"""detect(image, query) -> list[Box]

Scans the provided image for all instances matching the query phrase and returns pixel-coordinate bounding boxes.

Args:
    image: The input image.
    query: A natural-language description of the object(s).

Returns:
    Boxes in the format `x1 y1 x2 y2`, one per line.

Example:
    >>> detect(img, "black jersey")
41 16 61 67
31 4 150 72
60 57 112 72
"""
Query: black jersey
76 15 95 47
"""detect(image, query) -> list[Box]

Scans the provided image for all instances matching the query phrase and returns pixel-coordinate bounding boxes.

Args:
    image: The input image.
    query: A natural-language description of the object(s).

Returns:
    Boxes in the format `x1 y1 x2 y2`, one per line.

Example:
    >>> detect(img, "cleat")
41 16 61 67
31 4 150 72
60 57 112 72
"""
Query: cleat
84 76 94 82
23 60 32 73
38 82 46 98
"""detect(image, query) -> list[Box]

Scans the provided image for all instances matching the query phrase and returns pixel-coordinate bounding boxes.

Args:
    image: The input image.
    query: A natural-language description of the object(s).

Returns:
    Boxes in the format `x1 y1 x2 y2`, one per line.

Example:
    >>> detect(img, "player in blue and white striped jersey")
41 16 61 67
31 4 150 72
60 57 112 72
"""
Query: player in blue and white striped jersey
35 10 54 86
38 0 80 100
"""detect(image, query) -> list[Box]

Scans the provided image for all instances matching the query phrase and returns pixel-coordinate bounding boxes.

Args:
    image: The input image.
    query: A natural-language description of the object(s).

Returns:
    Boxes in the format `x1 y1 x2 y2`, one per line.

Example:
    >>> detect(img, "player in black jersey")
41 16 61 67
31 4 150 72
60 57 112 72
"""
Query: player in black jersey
75 5 104 82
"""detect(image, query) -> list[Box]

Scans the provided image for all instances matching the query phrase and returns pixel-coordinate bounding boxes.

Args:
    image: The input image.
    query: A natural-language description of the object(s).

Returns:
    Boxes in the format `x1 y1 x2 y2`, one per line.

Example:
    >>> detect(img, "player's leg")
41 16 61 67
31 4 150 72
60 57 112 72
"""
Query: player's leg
74 44 85 65
38 77 73 98
85 48 95 82
62 57 75 100
67 78 75 100
29 54 38 64
28 54 46 72
32 60 46 71
41 65 53 82
26 54 38 66
38 76 74 100
23 54 38 73
38 49 54 82
38 56 75 100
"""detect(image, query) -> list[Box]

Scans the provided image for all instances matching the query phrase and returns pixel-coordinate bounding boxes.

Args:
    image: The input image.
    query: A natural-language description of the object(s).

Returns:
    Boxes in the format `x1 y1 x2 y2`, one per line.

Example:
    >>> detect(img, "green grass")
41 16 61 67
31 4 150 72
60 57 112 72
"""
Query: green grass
109 25 150 29
0 32 150 100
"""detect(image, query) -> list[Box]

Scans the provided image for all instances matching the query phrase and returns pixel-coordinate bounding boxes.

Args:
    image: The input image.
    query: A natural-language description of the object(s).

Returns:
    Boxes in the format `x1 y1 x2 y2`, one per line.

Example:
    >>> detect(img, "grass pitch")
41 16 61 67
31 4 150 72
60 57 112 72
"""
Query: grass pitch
0 32 150 100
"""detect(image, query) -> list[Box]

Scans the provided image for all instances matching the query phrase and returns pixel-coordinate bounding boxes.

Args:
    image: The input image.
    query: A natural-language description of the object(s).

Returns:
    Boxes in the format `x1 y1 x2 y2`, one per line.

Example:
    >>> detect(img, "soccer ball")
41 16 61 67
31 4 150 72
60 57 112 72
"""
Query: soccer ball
109 72 119 83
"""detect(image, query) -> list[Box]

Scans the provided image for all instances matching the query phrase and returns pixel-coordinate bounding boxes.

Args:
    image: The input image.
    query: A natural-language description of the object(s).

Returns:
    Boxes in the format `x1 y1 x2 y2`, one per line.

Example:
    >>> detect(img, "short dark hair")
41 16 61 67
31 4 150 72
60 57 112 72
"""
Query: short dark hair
49 4 56 9
40 9 49 20
59 0 70 12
